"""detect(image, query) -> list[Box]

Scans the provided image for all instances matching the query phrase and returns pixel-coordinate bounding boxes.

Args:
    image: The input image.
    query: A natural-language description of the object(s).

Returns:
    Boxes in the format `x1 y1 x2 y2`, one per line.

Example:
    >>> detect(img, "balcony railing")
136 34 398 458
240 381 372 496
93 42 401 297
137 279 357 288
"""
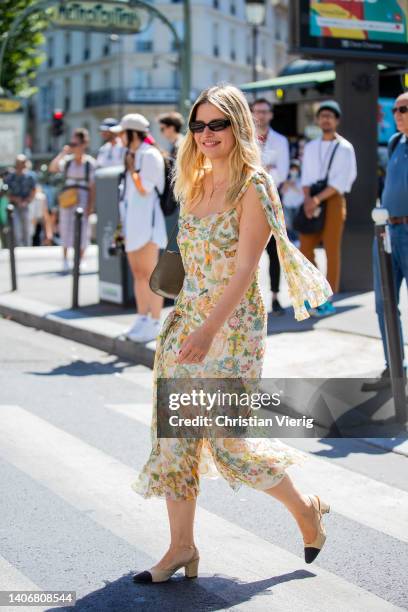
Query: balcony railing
85 87 179 107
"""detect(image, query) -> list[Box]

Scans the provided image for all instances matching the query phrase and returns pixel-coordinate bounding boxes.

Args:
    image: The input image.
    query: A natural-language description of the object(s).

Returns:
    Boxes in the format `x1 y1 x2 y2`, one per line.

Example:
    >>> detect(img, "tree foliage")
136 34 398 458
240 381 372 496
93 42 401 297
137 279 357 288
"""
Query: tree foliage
0 0 48 96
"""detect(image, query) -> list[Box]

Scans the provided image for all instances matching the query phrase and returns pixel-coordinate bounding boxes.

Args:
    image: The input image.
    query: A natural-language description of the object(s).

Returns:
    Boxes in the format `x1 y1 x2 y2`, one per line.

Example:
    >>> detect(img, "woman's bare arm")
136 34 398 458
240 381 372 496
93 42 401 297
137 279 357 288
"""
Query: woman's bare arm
130 171 147 195
49 146 70 173
201 182 272 337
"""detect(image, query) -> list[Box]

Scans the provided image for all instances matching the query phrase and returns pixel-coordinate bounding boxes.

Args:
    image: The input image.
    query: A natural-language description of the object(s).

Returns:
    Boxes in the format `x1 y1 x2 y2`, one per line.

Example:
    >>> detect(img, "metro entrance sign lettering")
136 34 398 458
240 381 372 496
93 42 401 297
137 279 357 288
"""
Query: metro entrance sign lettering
50 1 143 33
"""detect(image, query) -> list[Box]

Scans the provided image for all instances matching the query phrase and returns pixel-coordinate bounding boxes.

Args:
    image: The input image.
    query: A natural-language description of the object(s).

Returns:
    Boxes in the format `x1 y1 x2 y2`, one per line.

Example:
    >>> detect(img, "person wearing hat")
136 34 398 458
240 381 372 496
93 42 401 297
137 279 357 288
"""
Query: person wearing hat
96 117 125 168
111 113 167 342
300 100 357 316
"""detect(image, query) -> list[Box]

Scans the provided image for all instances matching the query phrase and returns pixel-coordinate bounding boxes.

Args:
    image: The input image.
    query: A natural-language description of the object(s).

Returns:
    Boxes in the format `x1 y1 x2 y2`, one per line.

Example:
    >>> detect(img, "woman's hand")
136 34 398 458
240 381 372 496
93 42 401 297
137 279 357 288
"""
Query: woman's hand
304 195 318 219
176 326 215 364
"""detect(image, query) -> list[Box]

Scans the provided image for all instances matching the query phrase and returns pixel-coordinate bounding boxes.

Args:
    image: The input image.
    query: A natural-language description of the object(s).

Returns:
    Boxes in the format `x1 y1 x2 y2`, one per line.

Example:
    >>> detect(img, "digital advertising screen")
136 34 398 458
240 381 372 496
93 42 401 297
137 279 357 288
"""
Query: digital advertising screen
292 0 408 61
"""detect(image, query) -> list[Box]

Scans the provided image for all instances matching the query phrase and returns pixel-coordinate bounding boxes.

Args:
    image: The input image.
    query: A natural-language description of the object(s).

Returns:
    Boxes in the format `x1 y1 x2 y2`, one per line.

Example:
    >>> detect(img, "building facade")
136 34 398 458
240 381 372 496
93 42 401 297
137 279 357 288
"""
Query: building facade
33 0 290 158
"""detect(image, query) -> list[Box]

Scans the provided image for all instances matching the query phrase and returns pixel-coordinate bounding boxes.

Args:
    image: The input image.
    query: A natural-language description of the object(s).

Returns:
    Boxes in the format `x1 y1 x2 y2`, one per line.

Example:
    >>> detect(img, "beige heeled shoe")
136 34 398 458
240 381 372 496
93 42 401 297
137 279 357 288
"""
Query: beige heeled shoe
303 494 330 564
133 545 200 583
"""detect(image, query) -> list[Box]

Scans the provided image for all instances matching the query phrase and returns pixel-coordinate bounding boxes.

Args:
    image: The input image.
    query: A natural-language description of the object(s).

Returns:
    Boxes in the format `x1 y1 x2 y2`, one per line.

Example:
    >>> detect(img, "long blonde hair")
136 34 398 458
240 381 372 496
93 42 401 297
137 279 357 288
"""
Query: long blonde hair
173 84 261 211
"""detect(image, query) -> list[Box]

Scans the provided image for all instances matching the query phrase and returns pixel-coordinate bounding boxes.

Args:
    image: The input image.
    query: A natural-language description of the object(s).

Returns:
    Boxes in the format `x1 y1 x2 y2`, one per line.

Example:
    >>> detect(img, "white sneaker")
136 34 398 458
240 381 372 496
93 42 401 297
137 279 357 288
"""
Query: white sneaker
124 314 148 338
127 316 161 343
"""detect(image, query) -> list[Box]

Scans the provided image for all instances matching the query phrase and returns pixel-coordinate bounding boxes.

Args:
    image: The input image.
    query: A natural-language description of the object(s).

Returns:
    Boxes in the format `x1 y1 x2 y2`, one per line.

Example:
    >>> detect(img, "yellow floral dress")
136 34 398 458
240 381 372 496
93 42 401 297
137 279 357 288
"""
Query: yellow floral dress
132 170 333 501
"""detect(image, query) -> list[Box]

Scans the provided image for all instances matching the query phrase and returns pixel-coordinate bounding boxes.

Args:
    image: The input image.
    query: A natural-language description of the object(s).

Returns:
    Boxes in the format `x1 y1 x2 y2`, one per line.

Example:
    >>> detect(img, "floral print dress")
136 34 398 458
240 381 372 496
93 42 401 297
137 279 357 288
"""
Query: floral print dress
132 170 333 501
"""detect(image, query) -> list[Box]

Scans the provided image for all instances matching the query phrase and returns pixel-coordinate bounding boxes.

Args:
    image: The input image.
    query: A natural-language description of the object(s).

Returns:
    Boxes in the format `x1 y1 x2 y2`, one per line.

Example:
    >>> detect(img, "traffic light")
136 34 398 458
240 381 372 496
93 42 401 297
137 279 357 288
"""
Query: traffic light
51 110 65 137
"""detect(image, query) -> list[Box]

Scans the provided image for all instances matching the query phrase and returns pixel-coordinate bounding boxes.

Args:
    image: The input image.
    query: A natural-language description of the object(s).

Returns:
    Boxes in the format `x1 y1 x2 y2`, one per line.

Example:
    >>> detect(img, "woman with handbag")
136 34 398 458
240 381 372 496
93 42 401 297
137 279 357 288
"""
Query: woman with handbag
110 114 167 343
49 128 96 272
132 85 333 583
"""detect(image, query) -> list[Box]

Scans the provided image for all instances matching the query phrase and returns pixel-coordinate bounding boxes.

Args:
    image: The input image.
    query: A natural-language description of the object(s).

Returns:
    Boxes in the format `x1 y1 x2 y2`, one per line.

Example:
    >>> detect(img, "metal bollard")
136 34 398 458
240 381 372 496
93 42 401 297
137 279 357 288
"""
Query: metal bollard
372 206 407 424
72 207 83 309
6 204 17 291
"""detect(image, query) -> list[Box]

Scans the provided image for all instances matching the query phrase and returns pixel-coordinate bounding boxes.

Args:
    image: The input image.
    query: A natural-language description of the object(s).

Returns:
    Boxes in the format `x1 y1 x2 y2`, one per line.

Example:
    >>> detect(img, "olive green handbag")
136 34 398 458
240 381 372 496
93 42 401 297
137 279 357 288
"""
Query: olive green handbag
149 219 185 299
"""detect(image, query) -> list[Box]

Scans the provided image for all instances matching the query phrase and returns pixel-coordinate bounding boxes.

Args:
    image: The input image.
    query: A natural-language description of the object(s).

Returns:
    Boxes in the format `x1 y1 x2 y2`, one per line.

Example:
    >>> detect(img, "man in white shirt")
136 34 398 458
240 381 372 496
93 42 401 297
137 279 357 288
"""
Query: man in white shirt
251 98 290 316
96 118 125 168
300 100 357 316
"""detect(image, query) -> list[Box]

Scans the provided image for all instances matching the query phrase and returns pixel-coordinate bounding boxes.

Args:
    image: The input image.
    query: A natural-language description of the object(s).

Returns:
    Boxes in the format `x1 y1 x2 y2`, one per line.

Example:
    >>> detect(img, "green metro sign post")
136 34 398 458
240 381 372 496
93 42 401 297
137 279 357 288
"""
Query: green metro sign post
0 0 192 117
50 1 146 33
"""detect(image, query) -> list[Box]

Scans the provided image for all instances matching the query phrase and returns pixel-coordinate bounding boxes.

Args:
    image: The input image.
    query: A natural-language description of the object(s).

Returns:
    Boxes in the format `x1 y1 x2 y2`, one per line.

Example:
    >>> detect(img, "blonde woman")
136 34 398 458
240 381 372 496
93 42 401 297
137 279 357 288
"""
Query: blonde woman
132 85 333 583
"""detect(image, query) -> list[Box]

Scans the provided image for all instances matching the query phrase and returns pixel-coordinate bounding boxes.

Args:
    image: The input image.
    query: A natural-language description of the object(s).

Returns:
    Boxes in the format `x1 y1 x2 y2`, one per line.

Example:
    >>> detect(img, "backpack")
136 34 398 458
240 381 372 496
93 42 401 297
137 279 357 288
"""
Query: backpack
387 132 403 159
64 157 91 188
155 156 178 217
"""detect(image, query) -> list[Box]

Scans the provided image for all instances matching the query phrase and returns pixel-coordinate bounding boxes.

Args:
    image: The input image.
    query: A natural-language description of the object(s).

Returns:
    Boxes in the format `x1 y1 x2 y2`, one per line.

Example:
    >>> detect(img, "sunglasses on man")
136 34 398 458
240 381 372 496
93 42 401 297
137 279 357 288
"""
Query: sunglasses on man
392 105 408 115
189 119 231 133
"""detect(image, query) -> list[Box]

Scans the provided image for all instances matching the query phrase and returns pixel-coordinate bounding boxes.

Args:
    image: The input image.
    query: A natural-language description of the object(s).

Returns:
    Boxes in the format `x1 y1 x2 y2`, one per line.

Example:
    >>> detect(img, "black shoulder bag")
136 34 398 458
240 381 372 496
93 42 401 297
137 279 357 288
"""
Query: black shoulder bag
293 141 340 235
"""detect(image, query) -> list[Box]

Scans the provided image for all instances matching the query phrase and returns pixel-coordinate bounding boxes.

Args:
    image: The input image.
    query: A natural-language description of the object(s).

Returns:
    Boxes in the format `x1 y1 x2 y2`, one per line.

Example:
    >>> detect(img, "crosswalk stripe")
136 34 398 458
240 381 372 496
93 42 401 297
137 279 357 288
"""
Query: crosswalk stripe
0 555 48 612
105 403 152 426
104 401 408 543
0 405 401 611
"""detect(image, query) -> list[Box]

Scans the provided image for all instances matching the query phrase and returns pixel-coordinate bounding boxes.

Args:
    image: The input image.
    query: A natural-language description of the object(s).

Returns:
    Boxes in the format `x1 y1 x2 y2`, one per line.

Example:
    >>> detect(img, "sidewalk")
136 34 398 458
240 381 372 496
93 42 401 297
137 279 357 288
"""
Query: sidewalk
1 245 407 448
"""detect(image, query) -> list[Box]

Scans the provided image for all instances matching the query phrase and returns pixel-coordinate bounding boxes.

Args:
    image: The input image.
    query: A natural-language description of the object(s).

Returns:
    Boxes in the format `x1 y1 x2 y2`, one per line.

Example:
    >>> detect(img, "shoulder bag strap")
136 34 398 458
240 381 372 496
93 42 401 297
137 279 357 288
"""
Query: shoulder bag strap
162 217 180 252
324 140 340 182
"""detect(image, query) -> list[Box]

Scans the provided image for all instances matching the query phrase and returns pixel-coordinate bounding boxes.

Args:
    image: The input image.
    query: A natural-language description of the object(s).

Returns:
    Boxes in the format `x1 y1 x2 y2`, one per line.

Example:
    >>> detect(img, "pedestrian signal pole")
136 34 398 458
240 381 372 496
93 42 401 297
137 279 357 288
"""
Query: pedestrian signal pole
372 206 407 425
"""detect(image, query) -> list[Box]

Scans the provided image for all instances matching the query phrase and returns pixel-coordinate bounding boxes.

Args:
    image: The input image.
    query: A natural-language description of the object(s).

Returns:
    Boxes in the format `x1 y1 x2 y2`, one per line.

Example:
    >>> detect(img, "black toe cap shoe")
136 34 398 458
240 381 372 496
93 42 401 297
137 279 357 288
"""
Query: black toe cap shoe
133 571 153 583
304 547 321 564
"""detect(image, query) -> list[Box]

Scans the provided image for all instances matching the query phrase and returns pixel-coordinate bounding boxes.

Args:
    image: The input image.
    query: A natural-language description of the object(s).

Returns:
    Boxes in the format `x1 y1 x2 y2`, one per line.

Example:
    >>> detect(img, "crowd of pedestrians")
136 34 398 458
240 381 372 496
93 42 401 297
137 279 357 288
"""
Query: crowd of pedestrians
0 92 406 371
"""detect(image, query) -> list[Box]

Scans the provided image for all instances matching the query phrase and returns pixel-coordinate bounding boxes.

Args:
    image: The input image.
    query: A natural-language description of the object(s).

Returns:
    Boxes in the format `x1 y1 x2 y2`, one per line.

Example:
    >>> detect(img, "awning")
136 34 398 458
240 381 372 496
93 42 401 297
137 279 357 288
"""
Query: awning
240 69 336 92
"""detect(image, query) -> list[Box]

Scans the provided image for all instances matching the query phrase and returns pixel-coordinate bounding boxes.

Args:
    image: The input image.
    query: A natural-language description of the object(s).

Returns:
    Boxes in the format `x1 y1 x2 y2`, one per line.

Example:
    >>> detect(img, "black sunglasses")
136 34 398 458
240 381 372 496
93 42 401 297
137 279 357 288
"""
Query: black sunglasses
392 105 408 115
189 119 231 133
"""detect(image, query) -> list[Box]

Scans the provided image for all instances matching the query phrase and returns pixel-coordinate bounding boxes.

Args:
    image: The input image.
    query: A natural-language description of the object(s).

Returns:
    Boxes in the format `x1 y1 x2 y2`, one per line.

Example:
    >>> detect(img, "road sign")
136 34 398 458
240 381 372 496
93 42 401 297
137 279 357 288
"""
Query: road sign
0 98 22 113
49 1 144 34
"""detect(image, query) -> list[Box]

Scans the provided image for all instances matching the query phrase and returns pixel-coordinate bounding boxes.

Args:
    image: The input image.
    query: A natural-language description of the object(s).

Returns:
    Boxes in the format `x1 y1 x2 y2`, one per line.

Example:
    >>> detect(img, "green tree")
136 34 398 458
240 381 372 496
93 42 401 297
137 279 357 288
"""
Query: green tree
0 0 47 96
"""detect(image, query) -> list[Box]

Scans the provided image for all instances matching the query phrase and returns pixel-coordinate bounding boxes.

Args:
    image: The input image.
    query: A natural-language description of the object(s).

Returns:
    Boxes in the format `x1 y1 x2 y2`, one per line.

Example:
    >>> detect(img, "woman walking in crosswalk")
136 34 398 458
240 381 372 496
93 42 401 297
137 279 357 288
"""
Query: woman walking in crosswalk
131 85 332 583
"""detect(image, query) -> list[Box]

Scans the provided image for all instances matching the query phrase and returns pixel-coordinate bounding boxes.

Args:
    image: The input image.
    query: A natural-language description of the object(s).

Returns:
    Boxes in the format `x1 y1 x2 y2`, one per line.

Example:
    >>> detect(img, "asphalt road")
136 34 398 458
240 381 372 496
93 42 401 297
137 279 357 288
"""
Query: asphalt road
0 318 407 612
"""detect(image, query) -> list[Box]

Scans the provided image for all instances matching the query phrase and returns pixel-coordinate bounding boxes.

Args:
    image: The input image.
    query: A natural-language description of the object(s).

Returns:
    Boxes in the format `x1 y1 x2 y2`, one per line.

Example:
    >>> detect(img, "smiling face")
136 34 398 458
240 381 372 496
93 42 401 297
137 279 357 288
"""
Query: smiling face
192 102 235 161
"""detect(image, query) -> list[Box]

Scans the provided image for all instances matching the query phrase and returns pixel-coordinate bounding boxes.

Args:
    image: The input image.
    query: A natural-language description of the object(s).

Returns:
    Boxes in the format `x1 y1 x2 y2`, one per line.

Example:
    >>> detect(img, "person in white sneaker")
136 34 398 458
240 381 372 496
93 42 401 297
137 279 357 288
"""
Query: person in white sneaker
110 114 167 343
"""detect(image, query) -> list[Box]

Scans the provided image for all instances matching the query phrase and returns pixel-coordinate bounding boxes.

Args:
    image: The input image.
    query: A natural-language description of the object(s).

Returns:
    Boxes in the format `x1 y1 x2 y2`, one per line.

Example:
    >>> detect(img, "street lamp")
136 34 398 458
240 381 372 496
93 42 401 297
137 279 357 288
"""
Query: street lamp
109 34 124 118
245 0 266 89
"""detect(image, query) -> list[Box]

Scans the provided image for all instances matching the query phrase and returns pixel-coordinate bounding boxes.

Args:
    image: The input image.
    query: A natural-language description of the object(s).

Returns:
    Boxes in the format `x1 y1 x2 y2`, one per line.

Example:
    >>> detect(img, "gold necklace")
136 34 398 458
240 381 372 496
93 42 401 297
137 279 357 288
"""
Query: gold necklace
208 178 228 208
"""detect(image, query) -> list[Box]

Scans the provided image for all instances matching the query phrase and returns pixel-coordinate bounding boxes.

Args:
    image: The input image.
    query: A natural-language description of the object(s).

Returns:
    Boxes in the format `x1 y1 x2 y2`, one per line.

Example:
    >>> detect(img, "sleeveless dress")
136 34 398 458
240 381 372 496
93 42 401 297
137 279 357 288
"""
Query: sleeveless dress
132 170 333 501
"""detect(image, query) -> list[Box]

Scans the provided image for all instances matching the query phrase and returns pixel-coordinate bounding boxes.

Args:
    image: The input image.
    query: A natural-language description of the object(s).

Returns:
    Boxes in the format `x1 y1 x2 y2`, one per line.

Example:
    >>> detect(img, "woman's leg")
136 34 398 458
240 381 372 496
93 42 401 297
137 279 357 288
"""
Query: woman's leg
127 242 163 317
152 497 197 569
264 473 317 544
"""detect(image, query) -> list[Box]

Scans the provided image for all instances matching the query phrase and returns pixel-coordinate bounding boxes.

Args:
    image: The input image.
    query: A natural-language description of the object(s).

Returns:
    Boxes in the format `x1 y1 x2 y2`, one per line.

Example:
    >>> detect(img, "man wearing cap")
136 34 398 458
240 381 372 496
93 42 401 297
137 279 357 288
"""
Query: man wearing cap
300 100 357 316
96 118 125 168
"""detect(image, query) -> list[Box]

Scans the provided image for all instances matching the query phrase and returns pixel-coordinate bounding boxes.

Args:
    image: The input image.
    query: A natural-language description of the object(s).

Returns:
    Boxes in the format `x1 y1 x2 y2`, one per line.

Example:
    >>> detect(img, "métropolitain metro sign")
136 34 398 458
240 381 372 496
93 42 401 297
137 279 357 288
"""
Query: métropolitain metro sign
50 1 144 33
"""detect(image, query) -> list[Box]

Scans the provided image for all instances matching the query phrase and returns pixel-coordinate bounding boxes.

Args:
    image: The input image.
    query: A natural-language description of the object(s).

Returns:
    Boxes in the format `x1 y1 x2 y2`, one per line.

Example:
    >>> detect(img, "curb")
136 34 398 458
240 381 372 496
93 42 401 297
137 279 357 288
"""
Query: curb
0 295 155 368
2 294 407 457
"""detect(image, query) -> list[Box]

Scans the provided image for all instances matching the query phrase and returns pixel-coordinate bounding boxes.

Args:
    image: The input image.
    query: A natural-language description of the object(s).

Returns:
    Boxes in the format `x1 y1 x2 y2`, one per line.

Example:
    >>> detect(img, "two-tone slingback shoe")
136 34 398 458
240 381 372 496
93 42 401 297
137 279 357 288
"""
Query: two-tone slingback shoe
303 494 330 564
133 545 200 583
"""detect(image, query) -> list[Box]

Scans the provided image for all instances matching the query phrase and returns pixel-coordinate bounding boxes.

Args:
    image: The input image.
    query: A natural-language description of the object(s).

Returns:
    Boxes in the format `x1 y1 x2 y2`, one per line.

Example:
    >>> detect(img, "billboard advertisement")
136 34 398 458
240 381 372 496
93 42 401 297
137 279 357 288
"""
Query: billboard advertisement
292 0 408 61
